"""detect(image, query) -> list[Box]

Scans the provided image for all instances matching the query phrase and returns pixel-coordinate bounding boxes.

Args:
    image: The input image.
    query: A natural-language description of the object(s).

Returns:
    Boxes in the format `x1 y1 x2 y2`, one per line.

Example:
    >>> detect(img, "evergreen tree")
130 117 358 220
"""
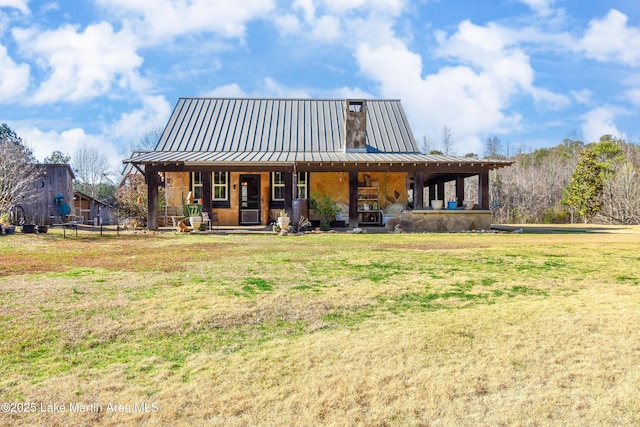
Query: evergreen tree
562 135 624 222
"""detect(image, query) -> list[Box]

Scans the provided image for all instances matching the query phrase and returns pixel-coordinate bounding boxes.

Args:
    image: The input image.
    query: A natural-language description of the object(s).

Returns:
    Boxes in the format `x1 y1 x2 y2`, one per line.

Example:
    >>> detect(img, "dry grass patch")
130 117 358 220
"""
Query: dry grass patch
1 228 639 425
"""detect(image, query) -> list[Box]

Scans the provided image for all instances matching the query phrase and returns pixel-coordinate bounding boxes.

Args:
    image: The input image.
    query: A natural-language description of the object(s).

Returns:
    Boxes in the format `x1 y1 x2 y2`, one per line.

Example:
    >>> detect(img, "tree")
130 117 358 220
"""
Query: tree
441 125 453 155
562 135 624 223
0 123 37 217
44 150 71 164
138 126 163 150
485 136 504 159
115 174 148 226
597 140 640 224
72 146 112 198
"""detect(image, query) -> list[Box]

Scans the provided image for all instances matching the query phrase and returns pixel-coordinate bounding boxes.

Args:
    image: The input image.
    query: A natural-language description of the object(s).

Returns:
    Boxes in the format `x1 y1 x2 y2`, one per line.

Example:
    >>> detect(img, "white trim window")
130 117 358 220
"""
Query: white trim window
272 172 286 201
213 172 228 201
271 171 309 200
191 172 203 200
296 172 308 199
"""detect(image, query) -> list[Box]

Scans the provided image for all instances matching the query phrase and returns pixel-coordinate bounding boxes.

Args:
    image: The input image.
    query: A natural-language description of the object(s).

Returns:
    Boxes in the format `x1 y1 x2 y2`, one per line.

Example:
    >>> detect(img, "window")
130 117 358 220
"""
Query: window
272 172 286 201
271 172 308 201
296 172 308 199
191 172 203 200
213 172 228 201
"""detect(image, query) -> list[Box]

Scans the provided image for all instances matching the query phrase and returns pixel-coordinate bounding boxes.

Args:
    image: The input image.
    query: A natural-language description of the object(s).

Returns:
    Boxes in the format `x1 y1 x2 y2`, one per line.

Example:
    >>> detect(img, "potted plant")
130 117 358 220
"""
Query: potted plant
277 209 290 230
310 192 340 231
1 213 15 234
21 214 38 233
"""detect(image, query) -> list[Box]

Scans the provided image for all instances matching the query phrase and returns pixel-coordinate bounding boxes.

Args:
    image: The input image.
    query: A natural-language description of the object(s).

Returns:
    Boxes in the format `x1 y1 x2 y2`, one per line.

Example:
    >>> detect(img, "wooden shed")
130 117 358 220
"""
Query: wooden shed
25 164 75 226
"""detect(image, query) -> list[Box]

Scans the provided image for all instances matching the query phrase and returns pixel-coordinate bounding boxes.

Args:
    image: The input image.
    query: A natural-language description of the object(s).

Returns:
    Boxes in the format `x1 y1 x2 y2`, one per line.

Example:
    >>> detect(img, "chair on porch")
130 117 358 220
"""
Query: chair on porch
202 211 219 230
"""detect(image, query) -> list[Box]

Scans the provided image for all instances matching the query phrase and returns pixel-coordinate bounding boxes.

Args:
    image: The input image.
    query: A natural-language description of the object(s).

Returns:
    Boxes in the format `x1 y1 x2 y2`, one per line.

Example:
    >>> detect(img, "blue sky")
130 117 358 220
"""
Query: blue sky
1 0 639 174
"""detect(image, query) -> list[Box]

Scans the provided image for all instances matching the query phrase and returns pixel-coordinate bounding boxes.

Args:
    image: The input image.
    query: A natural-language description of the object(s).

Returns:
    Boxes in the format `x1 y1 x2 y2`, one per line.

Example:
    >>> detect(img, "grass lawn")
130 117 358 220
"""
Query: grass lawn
1 226 639 426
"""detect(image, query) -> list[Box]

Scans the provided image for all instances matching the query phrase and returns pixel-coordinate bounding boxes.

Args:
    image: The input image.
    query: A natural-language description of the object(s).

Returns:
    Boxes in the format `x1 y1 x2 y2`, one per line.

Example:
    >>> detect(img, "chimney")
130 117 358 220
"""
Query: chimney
344 99 367 152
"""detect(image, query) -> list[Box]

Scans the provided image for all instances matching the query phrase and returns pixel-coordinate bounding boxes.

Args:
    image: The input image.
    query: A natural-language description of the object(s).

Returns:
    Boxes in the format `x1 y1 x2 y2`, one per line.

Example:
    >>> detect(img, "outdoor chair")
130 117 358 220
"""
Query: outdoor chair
202 211 219 230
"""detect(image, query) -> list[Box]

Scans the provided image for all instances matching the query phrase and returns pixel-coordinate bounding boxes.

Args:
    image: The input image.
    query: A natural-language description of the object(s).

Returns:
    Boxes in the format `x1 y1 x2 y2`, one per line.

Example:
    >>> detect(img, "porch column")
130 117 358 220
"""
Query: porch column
478 172 489 210
436 182 445 202
428 184 436 206
146 168 159 231
284 171 293 216
456 176 465 207
202 172 212 214
414 172 424 210
348 171 358 228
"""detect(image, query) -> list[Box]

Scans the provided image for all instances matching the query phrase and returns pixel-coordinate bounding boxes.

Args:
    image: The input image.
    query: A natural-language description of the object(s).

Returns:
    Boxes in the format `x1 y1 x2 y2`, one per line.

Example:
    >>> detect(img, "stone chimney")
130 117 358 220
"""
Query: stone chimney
344 99 367 152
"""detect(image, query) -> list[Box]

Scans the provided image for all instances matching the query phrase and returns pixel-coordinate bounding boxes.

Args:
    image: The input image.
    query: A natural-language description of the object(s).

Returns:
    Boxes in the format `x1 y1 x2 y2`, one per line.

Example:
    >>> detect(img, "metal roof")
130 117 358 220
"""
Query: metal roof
155 98 418 154
124 98 512 170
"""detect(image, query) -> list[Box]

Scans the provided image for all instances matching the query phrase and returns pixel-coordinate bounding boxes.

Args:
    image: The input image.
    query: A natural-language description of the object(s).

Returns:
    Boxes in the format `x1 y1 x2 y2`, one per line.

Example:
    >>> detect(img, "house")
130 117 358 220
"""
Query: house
123 98 511 231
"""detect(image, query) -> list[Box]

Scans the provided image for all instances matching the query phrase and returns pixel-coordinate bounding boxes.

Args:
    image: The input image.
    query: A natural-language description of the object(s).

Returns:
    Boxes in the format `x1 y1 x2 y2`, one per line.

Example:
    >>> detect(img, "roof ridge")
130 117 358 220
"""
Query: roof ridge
177 97 402 102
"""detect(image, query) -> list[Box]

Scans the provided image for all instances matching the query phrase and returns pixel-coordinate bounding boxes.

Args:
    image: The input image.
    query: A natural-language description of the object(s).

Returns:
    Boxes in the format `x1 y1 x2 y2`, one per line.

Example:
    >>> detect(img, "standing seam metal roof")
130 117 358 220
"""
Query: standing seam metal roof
154 98 419 155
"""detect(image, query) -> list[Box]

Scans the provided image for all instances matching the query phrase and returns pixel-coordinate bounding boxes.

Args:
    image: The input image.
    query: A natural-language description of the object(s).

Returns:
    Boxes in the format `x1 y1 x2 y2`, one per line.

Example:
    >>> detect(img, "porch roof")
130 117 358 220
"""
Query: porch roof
124 150 510 173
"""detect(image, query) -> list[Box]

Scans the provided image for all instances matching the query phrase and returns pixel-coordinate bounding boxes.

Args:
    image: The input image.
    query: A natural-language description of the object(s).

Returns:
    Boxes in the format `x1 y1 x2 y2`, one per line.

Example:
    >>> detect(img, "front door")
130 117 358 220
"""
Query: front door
239 174 261 225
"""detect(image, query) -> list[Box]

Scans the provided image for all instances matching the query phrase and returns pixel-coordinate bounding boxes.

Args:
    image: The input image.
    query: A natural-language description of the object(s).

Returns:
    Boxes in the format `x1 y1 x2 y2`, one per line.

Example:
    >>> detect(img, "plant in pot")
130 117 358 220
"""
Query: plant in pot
1 213 16 234
0 213 8 234
277 209 290 230
310 192 340 231
21 215 38 233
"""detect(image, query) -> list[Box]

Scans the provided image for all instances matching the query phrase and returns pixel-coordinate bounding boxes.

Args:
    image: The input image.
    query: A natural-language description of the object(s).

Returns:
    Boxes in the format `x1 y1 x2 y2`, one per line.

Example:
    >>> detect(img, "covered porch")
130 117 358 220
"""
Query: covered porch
139 155 504 232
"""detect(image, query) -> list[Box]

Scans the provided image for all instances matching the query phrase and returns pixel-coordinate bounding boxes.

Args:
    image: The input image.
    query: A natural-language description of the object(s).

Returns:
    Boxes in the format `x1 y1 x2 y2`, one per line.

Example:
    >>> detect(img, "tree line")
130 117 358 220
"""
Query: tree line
3 121 639 226
488 135 640 225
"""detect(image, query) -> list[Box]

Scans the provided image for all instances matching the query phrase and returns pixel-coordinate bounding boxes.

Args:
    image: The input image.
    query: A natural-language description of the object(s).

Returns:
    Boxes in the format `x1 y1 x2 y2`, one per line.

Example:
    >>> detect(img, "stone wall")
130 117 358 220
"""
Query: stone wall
386 210 492 232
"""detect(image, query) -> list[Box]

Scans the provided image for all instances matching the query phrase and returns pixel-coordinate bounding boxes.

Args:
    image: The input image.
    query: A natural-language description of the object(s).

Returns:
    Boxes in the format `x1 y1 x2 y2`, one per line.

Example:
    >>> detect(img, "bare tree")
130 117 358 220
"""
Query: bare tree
138 126 163 150
72 146 111 198
0 123 37 219
485 136 504 159
420 135 437 154
441 125 453 155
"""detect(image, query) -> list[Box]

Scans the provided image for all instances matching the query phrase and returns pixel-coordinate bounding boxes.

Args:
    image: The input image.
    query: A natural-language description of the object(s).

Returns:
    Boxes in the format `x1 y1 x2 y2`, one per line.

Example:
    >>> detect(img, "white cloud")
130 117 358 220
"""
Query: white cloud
570 89 593 105
579 9 640 66
517 0 555 16
310 14 341 42
581 106 626 143
273 0 405 44
530 87 570 111
201 79 371 101
200 83 248 98
355 17 572 155
0 44 30 101
96 0 275 45
204 78 312 98
273 13 302 35
18 126 122 174
0 0 29 14
321 0 404 15
12 22 143 104
110 95 172 146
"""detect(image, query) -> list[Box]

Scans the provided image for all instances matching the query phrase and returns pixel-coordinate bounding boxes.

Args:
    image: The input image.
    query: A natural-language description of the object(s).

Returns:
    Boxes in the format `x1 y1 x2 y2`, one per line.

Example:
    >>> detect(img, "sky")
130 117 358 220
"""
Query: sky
1 0 639 176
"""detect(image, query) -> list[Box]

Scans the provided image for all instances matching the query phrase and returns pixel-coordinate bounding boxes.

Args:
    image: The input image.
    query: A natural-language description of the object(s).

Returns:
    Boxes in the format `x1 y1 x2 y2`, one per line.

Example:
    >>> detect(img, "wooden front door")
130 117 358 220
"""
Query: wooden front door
239 174 261 225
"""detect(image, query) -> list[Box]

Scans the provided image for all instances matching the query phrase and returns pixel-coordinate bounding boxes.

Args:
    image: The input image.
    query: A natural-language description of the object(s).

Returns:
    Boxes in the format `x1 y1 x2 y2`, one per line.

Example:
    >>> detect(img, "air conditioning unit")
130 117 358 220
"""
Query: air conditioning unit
241 209 259 224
